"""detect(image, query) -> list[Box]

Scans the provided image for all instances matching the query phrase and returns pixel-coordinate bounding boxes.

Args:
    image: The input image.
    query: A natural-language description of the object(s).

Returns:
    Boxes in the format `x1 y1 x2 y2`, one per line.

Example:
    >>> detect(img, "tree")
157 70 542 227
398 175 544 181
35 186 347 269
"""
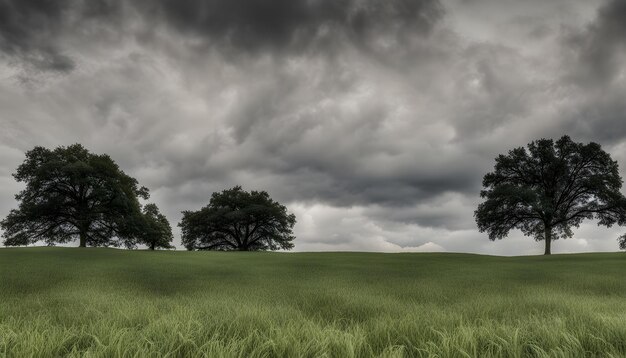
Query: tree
179 186 296 251
139 203 174 250
1 144 149 248
475 136 626 255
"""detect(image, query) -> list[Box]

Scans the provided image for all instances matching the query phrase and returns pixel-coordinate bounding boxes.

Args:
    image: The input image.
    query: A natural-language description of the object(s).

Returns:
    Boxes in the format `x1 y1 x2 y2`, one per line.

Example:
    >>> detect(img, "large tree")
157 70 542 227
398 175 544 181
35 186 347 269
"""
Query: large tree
475 136 626 255
1 144 149 248
139 203 174 250
179 186 296 251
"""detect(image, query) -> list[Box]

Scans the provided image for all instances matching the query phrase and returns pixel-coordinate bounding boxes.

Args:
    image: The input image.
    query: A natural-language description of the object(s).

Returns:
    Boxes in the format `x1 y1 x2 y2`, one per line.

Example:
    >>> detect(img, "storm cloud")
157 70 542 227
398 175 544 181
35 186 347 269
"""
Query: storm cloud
1 0 625 254
0 0 443 71
146 0 444 54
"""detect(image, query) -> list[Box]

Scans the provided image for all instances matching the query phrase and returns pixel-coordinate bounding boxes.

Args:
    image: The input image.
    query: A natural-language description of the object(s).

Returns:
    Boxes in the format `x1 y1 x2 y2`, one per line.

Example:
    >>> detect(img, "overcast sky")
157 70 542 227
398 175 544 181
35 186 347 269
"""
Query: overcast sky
1 0 626 255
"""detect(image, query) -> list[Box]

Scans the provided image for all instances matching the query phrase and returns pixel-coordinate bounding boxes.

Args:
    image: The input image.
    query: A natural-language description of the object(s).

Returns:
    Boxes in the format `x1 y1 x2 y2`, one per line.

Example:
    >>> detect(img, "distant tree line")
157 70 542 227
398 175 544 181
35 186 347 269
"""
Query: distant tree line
2 137 626 255
0 144 296 251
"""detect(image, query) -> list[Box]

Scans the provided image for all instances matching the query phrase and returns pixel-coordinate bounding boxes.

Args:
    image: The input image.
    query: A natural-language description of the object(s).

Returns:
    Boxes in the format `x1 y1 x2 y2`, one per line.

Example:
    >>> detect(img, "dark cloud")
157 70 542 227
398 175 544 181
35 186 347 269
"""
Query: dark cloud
0 0 73 71
141 0 443 55
0 0 126 73
552 0 626 145
567 0 626 86
0 0 443 74
558 86 626 146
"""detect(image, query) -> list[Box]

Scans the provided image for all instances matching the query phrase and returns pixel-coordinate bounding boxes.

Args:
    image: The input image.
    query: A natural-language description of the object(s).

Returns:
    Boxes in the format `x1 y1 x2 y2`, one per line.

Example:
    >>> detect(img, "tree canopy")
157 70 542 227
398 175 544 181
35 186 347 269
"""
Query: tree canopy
179 186 296 251
1 144 153 248
475 136 626 255
139 203 174 250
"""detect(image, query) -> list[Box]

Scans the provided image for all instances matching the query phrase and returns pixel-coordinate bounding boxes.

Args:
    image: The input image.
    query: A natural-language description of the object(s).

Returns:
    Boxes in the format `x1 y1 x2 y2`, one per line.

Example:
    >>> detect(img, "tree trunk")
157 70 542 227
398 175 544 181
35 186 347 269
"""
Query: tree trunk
544 226 552 255
79 228 87 248
238 246 249 251
150 243 155 250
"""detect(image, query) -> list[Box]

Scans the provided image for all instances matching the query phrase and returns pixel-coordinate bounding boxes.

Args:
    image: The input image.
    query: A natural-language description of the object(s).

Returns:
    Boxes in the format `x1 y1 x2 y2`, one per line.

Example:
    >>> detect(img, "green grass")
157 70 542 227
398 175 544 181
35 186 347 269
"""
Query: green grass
1 248 626 357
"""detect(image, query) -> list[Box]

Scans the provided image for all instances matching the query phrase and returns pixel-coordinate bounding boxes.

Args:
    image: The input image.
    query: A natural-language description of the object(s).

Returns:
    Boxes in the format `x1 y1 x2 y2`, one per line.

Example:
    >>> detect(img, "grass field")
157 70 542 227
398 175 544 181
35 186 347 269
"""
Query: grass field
1 248 626 357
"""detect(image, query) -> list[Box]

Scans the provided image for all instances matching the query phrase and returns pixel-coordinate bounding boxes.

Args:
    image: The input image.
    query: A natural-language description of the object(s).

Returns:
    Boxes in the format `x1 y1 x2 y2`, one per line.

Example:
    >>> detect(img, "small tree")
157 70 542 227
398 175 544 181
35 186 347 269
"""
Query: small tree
179 186 296 251
475 136 626 255
1 144 149 248
139 203 174 250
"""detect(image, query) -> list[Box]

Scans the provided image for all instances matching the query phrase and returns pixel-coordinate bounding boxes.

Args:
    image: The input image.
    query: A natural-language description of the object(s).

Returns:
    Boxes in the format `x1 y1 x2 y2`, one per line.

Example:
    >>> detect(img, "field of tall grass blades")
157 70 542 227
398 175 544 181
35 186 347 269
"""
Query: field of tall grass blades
1 248 626 357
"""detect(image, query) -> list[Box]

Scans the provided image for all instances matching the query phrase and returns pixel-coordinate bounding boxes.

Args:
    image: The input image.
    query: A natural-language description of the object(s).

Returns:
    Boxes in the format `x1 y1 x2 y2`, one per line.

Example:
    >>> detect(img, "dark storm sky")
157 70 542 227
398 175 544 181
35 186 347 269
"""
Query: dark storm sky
1 0 626 254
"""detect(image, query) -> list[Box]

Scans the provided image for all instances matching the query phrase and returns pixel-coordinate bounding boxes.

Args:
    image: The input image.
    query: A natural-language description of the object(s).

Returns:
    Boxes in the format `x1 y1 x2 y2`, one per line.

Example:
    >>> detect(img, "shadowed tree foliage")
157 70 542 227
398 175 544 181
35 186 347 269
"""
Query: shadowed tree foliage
475 136 626 255
179 186 296 251
619 235 626 251
1 144 149 248
139 203 174 250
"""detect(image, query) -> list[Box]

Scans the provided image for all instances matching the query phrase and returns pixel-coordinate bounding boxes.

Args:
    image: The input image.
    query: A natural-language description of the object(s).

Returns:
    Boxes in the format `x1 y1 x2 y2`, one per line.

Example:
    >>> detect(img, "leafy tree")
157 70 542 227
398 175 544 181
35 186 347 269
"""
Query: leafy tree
1 144 149 248
475 136 626 255
139 203 174 250
179 186 296 251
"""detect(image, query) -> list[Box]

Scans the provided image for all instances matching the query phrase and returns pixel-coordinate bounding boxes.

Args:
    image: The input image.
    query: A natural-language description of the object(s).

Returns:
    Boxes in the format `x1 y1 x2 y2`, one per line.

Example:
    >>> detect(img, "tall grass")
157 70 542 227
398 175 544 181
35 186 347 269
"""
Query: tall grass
1 248 626 357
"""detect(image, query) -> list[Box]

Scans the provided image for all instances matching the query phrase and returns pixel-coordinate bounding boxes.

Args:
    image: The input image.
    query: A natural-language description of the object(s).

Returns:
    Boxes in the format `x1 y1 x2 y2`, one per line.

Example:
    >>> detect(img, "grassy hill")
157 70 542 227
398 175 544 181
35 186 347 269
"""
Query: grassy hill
1 248 626 357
